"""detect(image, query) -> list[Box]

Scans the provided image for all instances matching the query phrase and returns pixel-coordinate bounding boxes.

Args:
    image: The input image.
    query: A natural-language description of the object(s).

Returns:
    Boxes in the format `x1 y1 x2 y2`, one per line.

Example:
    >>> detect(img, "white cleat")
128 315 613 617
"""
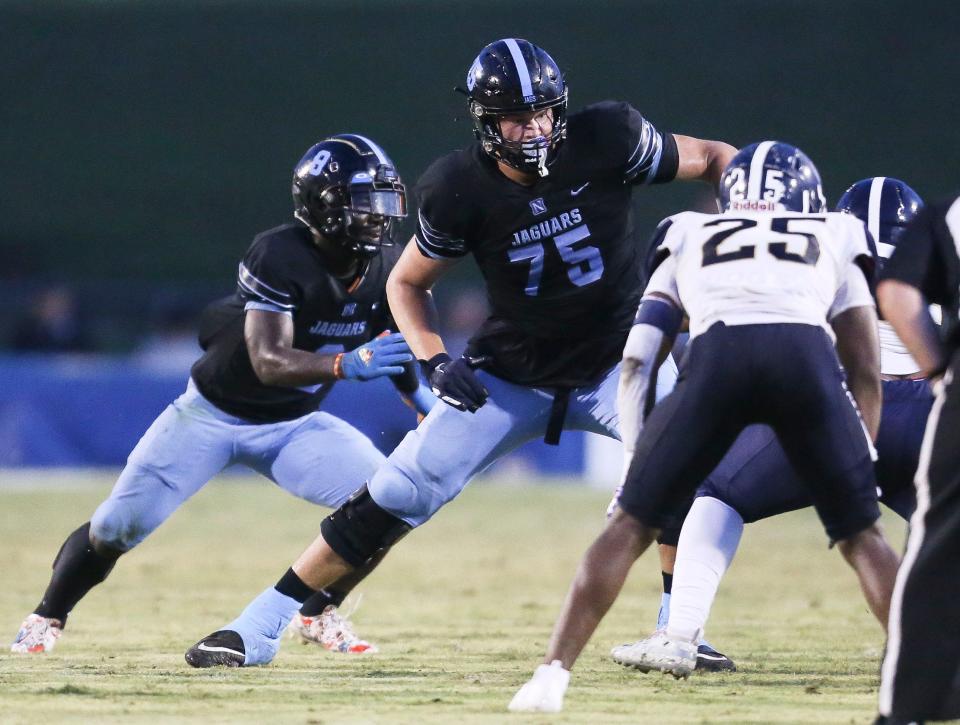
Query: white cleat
508 660 571 713
287 601 378 654
11 614 63 654
611 630 697 678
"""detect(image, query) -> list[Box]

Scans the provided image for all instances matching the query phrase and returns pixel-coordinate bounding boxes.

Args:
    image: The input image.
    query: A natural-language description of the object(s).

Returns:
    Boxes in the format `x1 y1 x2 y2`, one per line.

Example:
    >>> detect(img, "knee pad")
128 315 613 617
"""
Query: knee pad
320 485 412 568
54 522 119 579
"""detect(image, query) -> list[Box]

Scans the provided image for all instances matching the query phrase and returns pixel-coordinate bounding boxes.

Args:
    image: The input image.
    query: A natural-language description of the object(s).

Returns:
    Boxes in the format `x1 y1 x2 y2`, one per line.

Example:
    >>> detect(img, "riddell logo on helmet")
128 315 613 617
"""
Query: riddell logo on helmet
730 199 779 211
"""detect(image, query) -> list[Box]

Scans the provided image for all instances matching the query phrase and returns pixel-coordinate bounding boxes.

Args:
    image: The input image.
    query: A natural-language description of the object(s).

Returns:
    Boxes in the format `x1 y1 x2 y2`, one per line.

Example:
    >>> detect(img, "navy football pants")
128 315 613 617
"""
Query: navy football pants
619 322 880 543
696 379 932 525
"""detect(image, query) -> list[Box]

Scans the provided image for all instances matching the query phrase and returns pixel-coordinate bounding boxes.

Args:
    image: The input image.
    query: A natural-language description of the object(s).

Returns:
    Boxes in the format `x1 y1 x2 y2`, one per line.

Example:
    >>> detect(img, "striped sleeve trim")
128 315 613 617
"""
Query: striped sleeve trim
624 118 665 184
237 262 296 310
415 209 467 259
244 300 293 316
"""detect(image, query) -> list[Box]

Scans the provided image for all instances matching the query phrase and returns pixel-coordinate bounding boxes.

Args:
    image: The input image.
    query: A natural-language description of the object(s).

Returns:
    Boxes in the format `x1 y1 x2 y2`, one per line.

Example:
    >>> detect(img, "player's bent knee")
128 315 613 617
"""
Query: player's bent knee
607 507 659 554
90 500 151 552
367 463 424 519
320 485 412 568
836 521 884 547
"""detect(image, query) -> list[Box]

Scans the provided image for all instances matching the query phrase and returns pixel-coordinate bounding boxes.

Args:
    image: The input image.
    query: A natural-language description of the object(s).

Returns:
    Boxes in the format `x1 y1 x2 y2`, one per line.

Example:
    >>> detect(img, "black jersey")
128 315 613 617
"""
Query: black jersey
191 223 400 422
414 101 679 388
882 195 960 358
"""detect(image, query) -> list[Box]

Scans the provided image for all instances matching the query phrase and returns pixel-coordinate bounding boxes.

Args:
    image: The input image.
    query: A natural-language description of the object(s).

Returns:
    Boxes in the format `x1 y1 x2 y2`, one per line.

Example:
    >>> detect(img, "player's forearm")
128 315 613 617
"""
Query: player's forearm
674 136 738 190
618 322 674 478
386 276 446 361
250 347 339 387
878 279 946 376
847 367 882 441
832 306 882 439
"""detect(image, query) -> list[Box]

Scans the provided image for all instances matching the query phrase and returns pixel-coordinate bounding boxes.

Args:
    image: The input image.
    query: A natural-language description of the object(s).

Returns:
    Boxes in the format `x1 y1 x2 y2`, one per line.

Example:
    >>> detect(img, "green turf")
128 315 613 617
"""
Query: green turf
0 473 907 723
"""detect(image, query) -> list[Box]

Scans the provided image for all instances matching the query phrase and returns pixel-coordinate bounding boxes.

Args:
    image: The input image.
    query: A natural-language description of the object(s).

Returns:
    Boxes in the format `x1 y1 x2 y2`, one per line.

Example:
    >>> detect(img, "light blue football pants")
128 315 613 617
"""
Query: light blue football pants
368 359 678 528
90 379 385 551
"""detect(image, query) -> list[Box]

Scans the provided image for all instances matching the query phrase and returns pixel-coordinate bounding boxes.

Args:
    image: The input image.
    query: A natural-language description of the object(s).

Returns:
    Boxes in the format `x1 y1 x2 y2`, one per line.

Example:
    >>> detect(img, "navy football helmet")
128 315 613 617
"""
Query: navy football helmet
835 177 923 261
719 141 826 213
292 134 407 258
464 38 567 177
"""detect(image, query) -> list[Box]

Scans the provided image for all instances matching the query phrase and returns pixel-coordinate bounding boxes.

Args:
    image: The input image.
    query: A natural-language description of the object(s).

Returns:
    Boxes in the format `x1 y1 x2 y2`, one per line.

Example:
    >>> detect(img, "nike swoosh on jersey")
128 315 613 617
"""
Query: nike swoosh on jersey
571 182 591 196
197 643 244 656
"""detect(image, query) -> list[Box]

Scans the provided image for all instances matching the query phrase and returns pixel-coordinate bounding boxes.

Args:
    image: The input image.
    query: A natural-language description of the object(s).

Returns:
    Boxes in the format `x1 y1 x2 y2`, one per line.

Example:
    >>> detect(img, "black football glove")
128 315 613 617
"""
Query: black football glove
421 353 490 413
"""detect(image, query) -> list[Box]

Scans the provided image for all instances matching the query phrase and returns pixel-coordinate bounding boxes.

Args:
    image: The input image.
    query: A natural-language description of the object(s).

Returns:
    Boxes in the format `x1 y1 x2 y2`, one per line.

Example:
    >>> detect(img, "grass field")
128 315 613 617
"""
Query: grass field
0 473 907 724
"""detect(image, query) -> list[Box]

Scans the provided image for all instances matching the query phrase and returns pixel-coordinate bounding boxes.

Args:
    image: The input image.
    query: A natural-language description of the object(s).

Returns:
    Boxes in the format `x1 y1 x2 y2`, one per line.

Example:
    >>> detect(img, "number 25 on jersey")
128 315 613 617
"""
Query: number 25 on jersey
702 216 822 267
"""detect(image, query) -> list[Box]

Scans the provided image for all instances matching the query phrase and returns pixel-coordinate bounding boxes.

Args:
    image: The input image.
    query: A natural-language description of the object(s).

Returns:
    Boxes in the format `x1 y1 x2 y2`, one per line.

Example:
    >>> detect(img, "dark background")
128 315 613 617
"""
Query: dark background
1 0 958 349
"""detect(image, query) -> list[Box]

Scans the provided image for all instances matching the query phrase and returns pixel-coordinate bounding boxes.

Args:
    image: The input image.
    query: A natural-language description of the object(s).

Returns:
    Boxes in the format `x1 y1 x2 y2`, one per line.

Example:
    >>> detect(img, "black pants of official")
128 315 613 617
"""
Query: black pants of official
880 358 960 722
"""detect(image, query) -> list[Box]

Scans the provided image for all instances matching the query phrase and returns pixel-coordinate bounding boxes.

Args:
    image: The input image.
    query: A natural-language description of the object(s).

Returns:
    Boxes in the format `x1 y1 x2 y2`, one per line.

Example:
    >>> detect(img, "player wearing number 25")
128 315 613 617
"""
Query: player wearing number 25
510 141 901 712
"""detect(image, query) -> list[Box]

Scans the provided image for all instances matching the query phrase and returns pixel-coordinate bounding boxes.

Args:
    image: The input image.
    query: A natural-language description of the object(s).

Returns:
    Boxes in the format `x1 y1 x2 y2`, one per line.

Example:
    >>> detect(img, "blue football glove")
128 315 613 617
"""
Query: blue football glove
421 353 490 413
339 332 414 381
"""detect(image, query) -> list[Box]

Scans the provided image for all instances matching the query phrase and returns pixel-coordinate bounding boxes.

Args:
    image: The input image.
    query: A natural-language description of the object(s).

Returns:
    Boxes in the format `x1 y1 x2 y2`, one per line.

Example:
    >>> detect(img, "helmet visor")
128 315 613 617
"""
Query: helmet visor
348 183 407 218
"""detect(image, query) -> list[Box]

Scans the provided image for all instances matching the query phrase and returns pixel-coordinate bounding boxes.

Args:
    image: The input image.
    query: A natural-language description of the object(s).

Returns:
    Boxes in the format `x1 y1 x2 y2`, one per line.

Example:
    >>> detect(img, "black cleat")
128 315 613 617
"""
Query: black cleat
185 630 246 668
695 642 737 672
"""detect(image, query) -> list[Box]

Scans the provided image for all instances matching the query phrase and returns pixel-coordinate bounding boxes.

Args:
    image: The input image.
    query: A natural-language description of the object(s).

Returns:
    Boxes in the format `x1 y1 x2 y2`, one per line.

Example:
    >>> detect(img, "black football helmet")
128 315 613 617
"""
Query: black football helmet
292 134 407 258
464 38 567 177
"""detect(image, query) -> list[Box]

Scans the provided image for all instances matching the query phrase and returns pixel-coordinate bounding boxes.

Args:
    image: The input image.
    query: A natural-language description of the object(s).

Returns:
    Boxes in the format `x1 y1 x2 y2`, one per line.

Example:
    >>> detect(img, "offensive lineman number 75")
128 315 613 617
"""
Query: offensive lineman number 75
508 224 604 296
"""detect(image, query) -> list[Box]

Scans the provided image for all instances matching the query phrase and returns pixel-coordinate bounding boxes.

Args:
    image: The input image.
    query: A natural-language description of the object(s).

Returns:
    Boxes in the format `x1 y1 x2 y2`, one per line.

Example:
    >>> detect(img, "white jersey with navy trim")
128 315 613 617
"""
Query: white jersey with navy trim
645 210 875 339
860 176 942 375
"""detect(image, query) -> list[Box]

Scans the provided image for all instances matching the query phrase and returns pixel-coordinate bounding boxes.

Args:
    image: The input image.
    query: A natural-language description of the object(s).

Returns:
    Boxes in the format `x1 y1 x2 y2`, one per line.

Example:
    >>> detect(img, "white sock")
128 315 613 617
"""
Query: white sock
666 497 744 643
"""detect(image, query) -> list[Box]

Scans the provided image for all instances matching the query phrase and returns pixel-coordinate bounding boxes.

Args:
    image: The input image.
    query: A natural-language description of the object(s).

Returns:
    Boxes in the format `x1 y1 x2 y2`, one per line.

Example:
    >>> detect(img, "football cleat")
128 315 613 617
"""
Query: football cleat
696 641 737 672
184 630 246 668
610 631 698 678
11 614 62 654
508 660 571 713
288 603 379 654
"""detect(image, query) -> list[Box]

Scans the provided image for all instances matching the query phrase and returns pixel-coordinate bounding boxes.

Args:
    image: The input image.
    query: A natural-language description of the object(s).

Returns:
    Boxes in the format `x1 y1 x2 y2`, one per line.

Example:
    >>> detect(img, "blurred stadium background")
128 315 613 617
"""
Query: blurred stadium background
0 0 957 475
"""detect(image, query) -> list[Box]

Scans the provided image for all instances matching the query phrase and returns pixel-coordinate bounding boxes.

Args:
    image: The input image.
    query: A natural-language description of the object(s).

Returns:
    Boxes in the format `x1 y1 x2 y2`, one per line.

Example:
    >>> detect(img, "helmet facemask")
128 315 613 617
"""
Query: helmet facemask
295 170 407 259
470 92 567 178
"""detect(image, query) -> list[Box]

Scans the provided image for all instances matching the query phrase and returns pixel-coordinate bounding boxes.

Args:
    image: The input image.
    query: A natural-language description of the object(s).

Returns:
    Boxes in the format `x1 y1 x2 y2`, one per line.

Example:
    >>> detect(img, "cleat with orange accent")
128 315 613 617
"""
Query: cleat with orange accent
11 614 62 654
287 600 378 654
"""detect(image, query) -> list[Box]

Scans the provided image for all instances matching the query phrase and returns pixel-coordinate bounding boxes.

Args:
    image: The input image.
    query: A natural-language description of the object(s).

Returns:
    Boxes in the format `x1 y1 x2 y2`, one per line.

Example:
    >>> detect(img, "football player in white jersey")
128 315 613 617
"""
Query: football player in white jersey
509 142 902 713
609 177 934 677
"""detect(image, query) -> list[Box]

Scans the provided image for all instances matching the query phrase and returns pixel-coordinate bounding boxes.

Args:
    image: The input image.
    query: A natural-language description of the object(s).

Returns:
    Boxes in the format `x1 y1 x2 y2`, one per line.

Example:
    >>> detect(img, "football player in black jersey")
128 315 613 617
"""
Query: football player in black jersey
876 195 960 725
11 135 435 657
185 38 737 669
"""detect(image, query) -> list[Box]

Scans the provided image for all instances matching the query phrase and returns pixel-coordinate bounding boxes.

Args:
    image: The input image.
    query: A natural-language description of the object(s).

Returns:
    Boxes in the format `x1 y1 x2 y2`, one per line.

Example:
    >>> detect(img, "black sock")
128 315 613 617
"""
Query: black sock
662 572 673 595
275 568 316 604
34 522 120 625
299 588 346 617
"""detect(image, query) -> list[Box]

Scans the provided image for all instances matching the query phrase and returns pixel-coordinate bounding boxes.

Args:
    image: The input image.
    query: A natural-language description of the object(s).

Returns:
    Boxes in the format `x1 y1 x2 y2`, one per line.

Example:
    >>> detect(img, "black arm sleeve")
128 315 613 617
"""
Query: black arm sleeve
882 202 950 305
389 360 420 395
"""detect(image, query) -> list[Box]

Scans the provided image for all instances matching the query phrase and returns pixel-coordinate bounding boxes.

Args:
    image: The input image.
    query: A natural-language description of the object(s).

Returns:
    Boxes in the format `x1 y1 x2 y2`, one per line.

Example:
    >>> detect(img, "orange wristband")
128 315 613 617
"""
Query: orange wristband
333 352 345 380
